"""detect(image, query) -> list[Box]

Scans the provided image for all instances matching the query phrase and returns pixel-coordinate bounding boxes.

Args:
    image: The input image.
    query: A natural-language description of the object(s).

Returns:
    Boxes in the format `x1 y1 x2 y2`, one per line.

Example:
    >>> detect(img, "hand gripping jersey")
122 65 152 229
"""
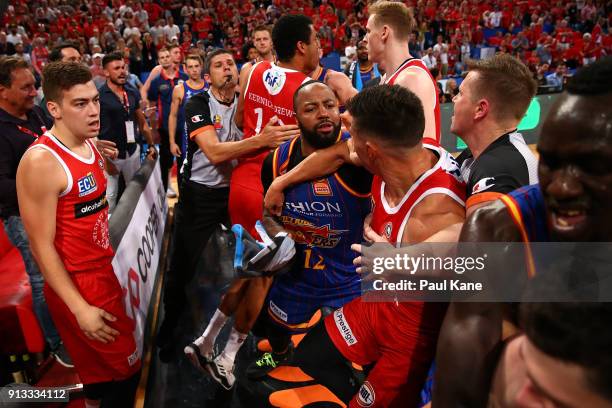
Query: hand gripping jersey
27 133 114 273
229 61 309 234
27 133 140 384
324 143 466 408
265 134 372 331
385 58 441 144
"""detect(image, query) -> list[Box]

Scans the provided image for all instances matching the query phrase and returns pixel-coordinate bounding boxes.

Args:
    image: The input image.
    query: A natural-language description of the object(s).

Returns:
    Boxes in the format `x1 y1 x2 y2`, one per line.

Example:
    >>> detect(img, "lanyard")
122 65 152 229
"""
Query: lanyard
121 89 130 113
16 124 46 139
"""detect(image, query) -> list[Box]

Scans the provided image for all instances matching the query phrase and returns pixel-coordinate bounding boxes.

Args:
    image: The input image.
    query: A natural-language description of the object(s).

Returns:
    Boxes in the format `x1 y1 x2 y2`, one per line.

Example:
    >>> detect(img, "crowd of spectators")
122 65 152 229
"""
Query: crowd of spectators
0 0 610 86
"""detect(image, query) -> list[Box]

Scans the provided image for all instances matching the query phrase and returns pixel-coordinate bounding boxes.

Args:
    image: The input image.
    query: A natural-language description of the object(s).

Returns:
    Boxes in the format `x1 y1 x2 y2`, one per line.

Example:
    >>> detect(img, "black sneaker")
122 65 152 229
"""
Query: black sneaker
246 344 294 380
52 343 74 368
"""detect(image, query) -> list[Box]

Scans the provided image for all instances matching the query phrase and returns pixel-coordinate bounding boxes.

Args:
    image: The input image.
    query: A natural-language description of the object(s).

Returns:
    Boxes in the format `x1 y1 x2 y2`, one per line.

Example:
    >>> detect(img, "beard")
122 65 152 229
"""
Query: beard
299 121 341 150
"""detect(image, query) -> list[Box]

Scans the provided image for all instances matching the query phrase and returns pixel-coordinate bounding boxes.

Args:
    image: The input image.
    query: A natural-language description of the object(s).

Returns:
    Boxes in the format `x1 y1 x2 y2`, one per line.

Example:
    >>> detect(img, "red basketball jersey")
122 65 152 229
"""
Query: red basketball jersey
370 143 466 245
28 133 114 273
240 61 309 164
385 58 442 144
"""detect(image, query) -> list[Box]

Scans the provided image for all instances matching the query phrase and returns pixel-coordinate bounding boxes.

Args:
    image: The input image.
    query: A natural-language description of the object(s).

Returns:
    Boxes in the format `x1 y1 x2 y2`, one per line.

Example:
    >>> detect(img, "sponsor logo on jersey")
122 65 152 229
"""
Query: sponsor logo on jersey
472 177 496 195
77 172 98 197
263 67 286 96
334 307 357 346
357 381 375 407
285 200 342 214
213 114 222 130
383 222 393 239
127 348 139 366
191 114 205 123
74 192 108 219
280 216 344 248
269 300 288 322
312 179 332 196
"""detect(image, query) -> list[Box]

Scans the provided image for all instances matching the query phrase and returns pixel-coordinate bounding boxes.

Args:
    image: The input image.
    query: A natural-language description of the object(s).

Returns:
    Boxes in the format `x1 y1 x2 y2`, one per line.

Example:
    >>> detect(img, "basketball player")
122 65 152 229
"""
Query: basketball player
365 1 441 144
16 62 140 407
256 84 465 407
247 81 371 377
184 15 319 389
238 25 275 91
168 54 208 183
434 57 612 407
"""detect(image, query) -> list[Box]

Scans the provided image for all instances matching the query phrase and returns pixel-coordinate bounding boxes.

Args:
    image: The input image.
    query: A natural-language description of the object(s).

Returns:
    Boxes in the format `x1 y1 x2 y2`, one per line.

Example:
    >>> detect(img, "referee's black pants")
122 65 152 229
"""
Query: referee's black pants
161 180 230 333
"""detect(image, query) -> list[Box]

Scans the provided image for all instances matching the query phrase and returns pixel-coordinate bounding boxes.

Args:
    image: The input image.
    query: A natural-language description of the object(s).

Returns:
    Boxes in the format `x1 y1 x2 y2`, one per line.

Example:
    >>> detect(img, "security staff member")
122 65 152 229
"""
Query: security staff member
99 52 155 213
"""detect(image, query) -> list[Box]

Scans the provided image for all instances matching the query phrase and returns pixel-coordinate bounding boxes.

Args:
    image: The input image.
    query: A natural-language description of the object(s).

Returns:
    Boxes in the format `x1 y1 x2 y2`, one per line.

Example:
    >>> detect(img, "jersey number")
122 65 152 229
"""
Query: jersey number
253 107 284 134
304 249 326 270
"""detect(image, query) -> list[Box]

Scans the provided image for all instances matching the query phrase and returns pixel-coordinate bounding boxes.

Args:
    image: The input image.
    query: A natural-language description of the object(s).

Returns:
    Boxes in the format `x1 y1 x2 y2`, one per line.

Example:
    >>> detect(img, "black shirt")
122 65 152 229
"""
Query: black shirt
261 138 373 195
456 131 538 207
98 82 142 158
0 106 52 218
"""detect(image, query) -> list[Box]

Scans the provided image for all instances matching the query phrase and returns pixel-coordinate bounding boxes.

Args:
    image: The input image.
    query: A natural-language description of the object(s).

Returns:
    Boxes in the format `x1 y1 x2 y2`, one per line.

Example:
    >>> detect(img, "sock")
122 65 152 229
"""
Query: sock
194 309 228 351
222 327 248 362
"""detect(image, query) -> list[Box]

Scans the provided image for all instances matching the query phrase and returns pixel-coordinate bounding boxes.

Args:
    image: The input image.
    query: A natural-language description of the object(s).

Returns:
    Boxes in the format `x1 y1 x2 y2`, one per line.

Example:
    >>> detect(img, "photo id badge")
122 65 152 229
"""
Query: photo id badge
125 121 135 143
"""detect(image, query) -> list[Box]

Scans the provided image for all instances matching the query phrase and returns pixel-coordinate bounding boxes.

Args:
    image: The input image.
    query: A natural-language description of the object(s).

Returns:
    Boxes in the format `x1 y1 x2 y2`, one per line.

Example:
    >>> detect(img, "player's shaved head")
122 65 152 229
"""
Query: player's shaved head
537 57 612 242
294 80 340 150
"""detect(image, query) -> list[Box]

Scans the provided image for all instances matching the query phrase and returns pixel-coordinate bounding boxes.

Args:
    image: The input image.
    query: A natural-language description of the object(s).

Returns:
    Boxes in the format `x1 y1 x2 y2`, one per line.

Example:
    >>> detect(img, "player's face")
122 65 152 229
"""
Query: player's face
357 43 369 62
365 15 383 64
158 50 172 69
512 336 612 408
61 47 82 63
296 83 340 149
206 53 238 89
303 25 321 73
49 81 101 140
170 47 182 64
253 30 272 55
0 68 37 113
450 71 477 137
185 59 202 81
247 47 259 61
104 59 127 85
537 94 612 242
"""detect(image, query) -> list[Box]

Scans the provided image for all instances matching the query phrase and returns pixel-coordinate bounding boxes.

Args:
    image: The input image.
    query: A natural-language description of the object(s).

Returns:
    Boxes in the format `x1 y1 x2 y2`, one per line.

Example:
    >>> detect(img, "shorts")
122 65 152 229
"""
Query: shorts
266 279 361 334
324 298 446 408
229 161 264 236
44 265 141 384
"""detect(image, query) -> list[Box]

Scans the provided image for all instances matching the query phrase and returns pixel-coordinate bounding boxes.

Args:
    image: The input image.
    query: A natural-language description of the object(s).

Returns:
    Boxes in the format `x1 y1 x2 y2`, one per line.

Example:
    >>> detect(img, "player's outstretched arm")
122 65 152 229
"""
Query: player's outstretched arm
432 201 521 407
140 64 162 102
324 70 358 106
264 138 359 216
16 149 120 344
168 85 183 157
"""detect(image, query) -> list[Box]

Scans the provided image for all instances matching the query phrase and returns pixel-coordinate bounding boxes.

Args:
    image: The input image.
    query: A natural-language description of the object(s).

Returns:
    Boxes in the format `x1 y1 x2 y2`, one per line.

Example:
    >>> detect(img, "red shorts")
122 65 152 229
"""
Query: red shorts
324 298 446 408
229 161 264 236
44 265 141 384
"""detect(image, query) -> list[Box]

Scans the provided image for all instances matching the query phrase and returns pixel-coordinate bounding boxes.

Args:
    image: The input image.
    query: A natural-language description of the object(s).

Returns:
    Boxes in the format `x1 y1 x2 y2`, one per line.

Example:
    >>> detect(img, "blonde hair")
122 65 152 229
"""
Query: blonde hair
368 1 415 41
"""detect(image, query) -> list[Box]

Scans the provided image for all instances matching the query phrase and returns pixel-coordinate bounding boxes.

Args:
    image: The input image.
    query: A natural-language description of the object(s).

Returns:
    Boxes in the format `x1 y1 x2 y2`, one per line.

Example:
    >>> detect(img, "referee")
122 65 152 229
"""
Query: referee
156 49 298 359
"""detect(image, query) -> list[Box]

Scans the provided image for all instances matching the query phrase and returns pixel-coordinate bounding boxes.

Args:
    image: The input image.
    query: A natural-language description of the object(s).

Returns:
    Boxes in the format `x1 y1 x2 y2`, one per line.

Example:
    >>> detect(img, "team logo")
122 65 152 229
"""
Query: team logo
213 114 223 130
383 222 393 239
77 172 97 197
356 381 375 407
280 216 344 248
472 177 496 194
98 159 104 169
92 212 110 249
191 114 205 123
312 179 332 196
263 67 286 96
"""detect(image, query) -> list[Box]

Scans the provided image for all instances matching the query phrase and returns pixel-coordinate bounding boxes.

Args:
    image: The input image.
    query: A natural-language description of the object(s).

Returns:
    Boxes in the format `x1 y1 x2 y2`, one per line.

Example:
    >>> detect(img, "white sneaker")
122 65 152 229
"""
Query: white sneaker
206 353 236 390
166 186 177 198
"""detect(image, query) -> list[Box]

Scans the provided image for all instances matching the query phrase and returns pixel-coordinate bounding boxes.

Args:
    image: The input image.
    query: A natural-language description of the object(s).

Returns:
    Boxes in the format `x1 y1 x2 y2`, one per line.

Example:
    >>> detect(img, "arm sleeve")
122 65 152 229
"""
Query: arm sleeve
260 151 275 194
184 95 214 139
